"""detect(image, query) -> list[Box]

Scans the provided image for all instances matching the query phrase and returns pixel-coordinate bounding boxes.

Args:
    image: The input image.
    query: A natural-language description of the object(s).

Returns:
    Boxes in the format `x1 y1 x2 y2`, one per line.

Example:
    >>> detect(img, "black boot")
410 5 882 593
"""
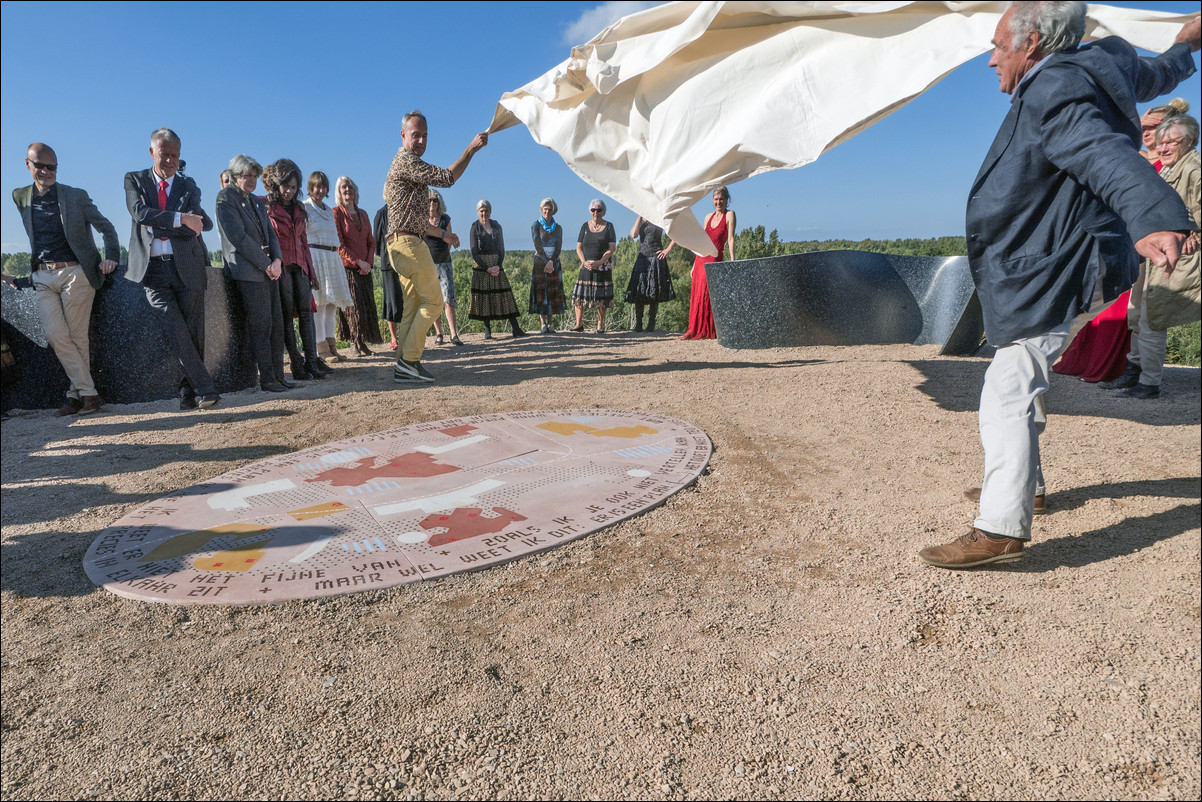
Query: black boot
1099 363 1140 390
510 316 526 337
647 303 658 332
634 304 644 332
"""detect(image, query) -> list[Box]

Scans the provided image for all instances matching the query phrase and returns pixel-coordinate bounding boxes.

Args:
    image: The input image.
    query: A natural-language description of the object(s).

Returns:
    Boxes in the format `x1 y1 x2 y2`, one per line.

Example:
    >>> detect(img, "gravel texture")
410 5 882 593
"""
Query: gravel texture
2 331 1199 801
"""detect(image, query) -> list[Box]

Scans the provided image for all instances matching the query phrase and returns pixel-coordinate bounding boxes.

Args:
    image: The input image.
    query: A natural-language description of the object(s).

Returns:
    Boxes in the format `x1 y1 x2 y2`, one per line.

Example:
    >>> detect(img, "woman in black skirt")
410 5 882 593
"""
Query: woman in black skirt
625 215 676 332
572 199 616 332
468 199 525 339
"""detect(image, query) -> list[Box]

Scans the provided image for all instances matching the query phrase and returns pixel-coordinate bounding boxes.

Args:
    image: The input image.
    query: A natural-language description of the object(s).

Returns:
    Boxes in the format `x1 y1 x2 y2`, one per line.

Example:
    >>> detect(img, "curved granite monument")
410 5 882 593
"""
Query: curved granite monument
705 251 984 355
1 265 257 411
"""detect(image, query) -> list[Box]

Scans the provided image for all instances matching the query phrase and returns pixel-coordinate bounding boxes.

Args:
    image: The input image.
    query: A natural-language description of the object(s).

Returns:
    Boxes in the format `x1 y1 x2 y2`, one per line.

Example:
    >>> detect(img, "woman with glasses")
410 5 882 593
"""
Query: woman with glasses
215 154 290 392
530 197 566 333
572 199 616 332
426 189 463 345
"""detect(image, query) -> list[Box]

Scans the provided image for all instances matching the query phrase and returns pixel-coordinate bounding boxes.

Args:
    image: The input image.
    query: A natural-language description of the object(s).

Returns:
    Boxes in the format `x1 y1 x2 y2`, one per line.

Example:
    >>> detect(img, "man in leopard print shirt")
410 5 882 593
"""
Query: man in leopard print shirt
384 110 487 383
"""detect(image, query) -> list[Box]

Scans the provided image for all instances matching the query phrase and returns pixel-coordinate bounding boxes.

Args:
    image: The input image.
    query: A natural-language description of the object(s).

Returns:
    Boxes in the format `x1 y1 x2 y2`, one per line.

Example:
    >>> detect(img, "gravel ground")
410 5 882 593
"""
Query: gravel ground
1 331 1199 801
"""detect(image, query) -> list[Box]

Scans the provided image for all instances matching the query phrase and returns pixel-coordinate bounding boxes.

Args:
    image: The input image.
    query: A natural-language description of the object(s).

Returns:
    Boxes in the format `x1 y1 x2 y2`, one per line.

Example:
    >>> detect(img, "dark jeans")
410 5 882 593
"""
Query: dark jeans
278 264 317 366
235 278 285 385
143 257 215 396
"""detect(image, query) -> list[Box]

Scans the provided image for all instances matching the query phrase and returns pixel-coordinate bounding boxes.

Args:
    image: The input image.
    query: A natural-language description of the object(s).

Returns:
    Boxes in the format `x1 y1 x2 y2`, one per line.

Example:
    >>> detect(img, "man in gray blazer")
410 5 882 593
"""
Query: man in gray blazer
9 143 120 416
919 4 1200 569
124 128 219 410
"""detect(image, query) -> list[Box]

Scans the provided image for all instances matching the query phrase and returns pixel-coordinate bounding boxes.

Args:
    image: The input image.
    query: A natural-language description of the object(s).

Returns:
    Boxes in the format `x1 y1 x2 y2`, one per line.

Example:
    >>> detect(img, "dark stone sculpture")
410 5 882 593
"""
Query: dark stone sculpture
705 251 984 355
2 265 258 411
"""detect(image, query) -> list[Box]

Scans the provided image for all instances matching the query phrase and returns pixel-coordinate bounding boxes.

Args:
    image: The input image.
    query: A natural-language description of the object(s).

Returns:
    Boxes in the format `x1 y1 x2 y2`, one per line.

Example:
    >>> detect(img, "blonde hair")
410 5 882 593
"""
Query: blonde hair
335 175 359 209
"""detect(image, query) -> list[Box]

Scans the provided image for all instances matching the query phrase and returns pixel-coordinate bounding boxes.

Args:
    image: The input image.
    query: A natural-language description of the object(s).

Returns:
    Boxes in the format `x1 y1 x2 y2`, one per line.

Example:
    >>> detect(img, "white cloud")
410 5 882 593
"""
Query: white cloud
562 1 660 46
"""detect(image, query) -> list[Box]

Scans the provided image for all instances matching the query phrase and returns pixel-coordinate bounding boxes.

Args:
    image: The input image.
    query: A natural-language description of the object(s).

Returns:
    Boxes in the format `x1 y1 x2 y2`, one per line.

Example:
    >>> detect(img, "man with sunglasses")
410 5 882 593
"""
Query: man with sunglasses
10 143 120 416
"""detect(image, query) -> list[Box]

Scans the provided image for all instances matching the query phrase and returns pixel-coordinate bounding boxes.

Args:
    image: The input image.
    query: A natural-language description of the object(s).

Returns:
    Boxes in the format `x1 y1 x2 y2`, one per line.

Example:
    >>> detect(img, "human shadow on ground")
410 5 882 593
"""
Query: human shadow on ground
907 359 1201 426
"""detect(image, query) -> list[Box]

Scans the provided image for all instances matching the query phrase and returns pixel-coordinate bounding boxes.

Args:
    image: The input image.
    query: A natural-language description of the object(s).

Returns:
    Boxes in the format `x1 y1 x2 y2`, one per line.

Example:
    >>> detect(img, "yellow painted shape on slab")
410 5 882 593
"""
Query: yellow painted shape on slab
288 501 351 521
587 425 658 439
192 540 272 572
537 422 657 439
141 523 273 562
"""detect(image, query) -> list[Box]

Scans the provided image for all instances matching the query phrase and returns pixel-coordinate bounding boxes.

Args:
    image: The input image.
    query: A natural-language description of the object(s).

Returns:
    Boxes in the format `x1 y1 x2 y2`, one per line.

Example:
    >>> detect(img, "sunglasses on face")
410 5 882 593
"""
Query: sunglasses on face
30 161 57 172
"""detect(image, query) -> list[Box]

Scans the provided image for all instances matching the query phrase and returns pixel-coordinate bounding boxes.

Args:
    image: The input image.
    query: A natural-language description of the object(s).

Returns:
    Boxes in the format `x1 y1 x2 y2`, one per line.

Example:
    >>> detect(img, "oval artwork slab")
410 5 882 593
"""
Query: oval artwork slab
84 409 712 605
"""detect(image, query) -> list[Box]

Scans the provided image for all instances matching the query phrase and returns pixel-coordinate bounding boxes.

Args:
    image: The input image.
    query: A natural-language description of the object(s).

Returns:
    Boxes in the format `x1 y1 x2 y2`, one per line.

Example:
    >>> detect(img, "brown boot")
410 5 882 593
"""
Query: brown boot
325 337 344 363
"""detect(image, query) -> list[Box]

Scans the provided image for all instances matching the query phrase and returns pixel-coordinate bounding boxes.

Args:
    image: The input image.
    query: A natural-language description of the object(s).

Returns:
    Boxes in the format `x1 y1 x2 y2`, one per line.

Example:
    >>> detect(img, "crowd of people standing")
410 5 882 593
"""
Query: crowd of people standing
6 114 739 413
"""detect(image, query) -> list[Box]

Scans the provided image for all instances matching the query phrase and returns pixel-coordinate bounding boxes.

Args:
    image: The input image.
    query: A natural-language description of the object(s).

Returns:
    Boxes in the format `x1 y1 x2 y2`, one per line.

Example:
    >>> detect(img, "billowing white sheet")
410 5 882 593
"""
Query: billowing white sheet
489 2 1192 257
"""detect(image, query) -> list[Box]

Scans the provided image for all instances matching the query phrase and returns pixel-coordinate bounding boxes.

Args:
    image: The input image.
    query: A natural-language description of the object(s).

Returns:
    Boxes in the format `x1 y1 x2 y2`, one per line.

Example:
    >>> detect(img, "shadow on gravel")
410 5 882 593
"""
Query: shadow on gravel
908 359 1201 426
1021 476 1201 571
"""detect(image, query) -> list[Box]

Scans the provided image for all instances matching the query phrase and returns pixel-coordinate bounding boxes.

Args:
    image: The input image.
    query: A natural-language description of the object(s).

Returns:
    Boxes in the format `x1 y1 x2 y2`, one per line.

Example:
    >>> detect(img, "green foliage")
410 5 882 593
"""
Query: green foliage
1166 320 1201 367
5 232 969 338
2 252 32 278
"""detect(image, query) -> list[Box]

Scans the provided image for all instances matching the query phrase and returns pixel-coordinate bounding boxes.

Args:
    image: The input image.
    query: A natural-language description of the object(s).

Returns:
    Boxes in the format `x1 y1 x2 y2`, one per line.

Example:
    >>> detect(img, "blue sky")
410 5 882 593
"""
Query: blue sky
2 1 1199 254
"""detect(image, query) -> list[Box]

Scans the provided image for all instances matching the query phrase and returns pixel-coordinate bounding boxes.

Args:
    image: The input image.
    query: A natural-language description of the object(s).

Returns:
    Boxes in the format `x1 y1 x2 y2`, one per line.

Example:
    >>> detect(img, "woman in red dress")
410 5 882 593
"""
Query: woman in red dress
681 187 736 340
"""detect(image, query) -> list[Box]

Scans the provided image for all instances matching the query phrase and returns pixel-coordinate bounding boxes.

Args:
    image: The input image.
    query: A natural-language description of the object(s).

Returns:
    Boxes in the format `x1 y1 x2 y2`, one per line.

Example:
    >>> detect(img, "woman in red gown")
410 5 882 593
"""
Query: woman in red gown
681 187 736 340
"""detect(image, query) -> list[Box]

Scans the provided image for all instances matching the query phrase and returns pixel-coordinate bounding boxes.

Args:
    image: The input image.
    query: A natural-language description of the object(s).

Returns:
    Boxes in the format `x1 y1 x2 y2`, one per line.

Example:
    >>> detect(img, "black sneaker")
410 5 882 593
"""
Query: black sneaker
412 361 435 382
1099 365 1139 390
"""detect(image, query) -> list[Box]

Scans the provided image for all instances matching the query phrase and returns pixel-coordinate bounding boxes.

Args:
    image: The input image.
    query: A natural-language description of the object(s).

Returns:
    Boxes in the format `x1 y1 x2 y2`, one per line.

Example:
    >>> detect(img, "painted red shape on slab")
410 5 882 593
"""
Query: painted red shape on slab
421 507 527 547
306 452 460 486
439 425 477 437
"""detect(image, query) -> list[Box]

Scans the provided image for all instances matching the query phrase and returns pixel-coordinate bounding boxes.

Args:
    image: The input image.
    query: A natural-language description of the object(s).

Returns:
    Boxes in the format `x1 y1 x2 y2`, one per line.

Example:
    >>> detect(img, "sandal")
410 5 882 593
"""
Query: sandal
571 325 585 332
436 334 445 345
450 336 464 346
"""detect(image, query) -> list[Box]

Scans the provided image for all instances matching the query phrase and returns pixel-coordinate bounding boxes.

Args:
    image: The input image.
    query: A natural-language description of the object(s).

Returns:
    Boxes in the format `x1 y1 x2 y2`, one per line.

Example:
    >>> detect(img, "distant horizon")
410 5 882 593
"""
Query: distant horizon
2 1 1199 254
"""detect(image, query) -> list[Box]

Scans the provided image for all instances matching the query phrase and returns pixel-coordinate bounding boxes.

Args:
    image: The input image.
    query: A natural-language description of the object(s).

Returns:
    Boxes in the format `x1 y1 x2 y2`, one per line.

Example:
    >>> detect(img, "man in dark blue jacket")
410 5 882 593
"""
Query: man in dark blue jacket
920 2 1200 569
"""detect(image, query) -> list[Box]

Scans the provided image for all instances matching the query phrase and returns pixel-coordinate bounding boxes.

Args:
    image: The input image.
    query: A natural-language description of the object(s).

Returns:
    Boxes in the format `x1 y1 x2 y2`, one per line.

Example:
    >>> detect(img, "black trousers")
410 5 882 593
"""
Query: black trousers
278 264 317 365
235 277 285 385
143 257 215 396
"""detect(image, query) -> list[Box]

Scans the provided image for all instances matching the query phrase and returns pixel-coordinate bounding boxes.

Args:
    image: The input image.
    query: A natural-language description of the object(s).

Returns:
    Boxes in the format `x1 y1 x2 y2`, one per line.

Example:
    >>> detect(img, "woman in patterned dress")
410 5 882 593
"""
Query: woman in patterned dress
572 199 617 333
333 175 382 356
530 197 566 333
304 171 354 363
468 199 525 339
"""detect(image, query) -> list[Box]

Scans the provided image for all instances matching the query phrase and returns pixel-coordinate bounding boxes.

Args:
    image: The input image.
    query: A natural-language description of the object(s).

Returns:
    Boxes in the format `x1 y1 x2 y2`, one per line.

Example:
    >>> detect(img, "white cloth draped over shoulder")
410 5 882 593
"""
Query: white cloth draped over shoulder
489 1 1192 258
304 197 354 309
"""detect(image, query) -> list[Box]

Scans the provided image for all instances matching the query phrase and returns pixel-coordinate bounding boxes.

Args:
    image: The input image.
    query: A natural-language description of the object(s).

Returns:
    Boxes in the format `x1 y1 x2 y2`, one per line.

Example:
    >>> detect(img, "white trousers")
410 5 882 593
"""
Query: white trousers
975 323 1072 540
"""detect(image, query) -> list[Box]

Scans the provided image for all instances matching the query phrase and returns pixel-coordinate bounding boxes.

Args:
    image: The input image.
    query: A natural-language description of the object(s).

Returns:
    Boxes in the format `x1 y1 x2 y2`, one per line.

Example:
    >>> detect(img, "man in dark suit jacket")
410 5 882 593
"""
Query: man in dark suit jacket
124 128 219 410
919 4 1200 569
9 142 120 416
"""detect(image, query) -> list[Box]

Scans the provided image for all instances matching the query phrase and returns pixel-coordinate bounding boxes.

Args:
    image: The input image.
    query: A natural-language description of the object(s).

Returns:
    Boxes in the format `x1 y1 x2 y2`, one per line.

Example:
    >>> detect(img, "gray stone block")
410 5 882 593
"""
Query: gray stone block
2 265 258 411
705 250 983 354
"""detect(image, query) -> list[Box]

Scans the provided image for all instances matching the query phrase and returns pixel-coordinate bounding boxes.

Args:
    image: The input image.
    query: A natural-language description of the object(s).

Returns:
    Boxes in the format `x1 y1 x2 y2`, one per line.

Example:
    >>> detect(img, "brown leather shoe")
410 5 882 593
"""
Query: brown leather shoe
964 487 1045 515
56 398 83 417
77 395 102 415
919 528 1024 568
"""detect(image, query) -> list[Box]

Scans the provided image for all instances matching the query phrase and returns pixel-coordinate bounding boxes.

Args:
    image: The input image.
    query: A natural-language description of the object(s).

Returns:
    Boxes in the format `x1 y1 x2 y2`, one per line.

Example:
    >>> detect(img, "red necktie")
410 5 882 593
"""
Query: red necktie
157 180 170 242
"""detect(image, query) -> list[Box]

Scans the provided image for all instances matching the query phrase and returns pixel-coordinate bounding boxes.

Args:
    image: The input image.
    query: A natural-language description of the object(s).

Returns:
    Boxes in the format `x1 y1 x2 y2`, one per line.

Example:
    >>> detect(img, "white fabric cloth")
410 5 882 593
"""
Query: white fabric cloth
304 197 354 309
975 323 1071 540
490 1 1191 257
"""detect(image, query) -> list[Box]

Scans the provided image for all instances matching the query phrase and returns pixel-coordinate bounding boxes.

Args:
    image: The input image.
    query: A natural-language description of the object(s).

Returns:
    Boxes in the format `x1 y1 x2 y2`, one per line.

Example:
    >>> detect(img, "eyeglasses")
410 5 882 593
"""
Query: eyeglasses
30 160 57 172
589 208 602 212
1159 137 1187 148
